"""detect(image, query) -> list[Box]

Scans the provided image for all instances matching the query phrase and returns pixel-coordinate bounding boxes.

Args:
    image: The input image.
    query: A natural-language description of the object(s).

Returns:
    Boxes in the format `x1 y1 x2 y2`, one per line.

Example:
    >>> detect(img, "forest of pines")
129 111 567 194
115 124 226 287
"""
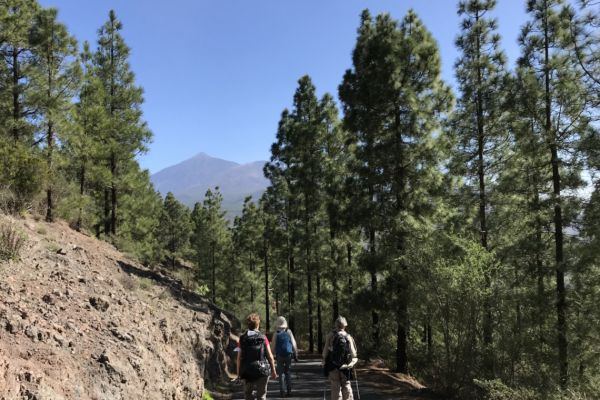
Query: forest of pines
0 1 598 399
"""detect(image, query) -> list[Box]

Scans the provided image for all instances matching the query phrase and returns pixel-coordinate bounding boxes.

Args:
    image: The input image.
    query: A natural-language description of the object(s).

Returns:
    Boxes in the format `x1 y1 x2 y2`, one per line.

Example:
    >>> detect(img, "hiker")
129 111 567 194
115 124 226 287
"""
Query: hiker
323 316 358 400
236 313 278 400
271 316 298 397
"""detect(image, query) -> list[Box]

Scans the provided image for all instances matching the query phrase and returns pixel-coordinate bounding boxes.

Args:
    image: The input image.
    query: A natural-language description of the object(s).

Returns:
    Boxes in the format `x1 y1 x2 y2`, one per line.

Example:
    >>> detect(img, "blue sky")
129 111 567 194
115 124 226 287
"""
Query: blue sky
38 0 529 174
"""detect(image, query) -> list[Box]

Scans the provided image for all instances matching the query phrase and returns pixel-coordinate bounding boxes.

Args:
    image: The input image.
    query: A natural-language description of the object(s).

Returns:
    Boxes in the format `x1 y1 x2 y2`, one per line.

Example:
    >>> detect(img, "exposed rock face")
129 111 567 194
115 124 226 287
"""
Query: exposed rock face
0 216 238 399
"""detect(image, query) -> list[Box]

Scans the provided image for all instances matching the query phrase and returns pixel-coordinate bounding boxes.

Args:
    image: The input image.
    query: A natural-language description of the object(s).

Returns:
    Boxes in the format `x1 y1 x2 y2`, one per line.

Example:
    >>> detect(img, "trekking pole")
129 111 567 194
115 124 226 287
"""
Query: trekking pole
353 368 361 400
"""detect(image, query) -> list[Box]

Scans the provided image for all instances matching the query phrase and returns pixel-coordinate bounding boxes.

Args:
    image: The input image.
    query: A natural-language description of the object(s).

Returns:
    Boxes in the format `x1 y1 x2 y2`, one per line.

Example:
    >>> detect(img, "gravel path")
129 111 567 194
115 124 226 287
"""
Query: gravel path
231 357 391 400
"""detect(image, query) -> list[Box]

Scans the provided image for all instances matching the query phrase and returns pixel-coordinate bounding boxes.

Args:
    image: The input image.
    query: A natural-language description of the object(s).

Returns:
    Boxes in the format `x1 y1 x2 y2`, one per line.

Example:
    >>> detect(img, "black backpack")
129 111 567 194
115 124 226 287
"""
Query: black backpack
239 332 271 380
329 331 353 369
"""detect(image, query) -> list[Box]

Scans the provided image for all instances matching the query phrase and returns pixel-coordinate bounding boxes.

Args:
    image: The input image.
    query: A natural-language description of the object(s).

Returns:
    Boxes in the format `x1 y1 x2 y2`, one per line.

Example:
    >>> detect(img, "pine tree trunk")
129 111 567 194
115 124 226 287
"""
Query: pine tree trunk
331 230 339 322
531 164 546 351
369 226 380 353
475 14 493 375
347 243 353 312
104 189 111 235
250 259 255 303
307 247 314 353
76 163 85 231
12 50 20 141
289 254 296 333
264 240 270 333
396 293 408 373
543 4 568 387
317 272 323 354
211 241 216 304
110 153 117 235
427 323 432 356
45 122 54 222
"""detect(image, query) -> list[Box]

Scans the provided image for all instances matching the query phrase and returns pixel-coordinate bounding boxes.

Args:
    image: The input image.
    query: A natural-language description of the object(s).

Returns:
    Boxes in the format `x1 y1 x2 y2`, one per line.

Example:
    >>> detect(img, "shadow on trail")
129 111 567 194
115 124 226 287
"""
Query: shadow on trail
231 358 329 400
230 356 422 400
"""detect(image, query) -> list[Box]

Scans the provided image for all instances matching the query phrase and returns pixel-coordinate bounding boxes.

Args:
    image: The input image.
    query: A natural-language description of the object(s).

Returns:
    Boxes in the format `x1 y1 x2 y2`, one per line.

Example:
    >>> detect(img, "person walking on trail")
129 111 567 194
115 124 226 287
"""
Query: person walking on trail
271 316 298 397
236 313 278 400
323 316 358 400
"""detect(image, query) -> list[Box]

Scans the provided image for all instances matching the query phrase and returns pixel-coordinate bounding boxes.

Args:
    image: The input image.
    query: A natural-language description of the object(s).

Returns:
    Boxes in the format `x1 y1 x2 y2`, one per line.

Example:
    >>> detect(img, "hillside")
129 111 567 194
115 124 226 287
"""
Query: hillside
0 215 238 399
150 153 269 216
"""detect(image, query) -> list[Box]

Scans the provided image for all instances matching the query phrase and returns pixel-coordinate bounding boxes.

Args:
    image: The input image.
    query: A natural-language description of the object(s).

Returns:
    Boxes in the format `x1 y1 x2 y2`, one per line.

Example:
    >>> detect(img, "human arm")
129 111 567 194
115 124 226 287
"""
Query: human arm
265 341 278 379
322 333 331 365
289 330 299 360
236 349 241 378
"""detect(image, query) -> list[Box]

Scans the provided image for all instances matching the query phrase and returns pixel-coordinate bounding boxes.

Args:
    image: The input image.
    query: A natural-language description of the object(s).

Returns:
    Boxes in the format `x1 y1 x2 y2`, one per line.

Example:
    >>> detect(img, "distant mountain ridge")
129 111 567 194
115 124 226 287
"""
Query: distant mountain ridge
150 152 269 217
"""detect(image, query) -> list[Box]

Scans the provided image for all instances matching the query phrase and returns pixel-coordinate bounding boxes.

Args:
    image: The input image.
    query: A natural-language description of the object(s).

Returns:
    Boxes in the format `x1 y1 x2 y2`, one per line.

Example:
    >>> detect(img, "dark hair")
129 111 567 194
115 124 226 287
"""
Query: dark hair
246 313 260 330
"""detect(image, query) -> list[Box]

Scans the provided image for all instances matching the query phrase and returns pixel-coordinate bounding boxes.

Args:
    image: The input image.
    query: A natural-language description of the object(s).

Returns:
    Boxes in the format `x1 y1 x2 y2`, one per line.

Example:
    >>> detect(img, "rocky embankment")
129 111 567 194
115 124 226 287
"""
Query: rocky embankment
0 215 237 400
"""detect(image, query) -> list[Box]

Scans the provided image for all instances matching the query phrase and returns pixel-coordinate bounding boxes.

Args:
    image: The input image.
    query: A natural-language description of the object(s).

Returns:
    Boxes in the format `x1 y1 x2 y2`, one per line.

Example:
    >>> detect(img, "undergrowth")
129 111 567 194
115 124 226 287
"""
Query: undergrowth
0 222 26 261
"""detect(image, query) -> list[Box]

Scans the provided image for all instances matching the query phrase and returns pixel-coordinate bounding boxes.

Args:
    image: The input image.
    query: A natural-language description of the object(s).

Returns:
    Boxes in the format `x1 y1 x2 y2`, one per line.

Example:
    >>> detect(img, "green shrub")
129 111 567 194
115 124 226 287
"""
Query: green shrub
0 187 17 215
0 223 26 261
46 241 61 253
474 380 537 400
202 392 214 400
0 142 44 214
138 277 153 291
194 283 210 297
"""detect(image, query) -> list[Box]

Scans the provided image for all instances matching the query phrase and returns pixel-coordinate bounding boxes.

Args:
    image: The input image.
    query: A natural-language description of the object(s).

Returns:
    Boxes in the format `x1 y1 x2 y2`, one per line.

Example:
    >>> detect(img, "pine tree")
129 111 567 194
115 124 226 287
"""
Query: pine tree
232 196 263 307
495 78 556 387
190 188 231 306
116 163 162 265
265 76 333 352
29 7 80 222
65 41 108 231
0 0 44 209
340 9 452 372
264 110 300 333
157 192 191 268
339 10 384 354
563 0 599 99
0 0 39 142
519 0 593 388
450 0 510 375
94 10 151 235
319 93 353 322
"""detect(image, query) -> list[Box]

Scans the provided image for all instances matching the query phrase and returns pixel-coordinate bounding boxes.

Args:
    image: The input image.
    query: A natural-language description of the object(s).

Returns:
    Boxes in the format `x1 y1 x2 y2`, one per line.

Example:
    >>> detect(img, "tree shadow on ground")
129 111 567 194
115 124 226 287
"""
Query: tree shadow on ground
116 260 239 330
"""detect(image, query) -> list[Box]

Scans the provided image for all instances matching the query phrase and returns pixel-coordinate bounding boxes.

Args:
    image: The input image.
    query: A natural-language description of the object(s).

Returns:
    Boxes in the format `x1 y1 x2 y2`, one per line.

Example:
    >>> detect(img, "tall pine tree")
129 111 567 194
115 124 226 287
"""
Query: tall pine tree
94 10 151 236
519 0 593 388
340 9 452 371
450 0 510 375
29 7 80 222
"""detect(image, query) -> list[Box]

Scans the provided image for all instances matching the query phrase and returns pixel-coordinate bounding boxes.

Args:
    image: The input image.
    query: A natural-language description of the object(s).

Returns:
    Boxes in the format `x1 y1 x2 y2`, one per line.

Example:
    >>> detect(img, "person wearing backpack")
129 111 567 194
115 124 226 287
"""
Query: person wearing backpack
236 313 278 400
270 316 298 397
322 316 358 400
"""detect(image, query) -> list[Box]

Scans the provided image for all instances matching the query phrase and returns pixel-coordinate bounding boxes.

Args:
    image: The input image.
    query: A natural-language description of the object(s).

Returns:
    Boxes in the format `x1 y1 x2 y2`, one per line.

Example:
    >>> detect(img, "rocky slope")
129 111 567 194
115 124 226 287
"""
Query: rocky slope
0 215 238 400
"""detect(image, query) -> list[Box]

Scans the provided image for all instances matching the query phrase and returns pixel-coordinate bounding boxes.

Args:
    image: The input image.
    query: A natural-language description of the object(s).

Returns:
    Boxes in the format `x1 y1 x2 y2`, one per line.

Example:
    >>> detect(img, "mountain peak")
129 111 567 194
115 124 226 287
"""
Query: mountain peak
150 152 269 217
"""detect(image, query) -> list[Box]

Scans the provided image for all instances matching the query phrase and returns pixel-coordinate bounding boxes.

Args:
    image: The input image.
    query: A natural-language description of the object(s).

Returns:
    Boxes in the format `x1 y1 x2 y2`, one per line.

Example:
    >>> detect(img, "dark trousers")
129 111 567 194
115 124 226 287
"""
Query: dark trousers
244 375 269 400
276 354 293 393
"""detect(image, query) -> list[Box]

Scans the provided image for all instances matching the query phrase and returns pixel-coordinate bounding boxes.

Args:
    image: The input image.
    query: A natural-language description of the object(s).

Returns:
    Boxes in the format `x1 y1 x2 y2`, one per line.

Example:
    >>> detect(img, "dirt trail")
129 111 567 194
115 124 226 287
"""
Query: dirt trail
230 355 442 399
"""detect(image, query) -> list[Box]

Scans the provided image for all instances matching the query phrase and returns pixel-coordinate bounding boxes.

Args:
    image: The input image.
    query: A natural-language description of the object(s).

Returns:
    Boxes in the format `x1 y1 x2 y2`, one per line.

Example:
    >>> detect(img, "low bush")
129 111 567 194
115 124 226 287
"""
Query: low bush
0 222 26 261
474 380 537 400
